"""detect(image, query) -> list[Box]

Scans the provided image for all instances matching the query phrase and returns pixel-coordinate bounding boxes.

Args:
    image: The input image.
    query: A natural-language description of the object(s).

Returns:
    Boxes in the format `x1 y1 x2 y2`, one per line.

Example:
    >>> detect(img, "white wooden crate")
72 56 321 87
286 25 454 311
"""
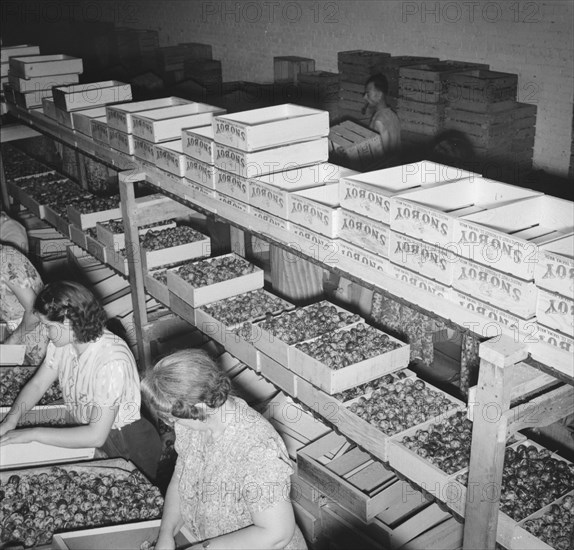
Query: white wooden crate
166 253 264 308
287 223 338 264
450 289 535 335
338 208 390 258
182 124 214 164
534 322 573 354
289 323 411 394
185 156 217 188
12 88 51 109
9 54 83 78
52 520 193 550
96 220 176 250
288 183 340 238
534 234 574 297
106 96 192 133
90 117 110 145
154 139 186 176
340 160 476 224
215 191 250 221
213 103 329 151
10 72 79 93
108 127 135 154
451 256 538 319
1 44 40 63
389 231 455 285
214 138 329 178
71 107 108 135
251 163 357 220
133 136 157 163
391 177 541 247
132 103 225 142
0 405 94 469
332 240 389 283
214 168 250 203
0 344 26 365
536 287 574 337
389 263 452 300
454 195 573 280
248 206 290 240
53 80 132 111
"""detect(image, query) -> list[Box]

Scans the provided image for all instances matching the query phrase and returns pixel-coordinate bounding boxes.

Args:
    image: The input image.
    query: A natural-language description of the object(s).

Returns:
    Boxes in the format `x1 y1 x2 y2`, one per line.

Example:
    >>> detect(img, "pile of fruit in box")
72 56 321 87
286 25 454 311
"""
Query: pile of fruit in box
399 410 472 473
347 377 457 435
295 323 402 369
333 370 410 402
0 467 163 547
173 255 257 286
0 366 62 406
22 180 89 207
522 494 573 550
16 417 70 427
12 173 65 192
72 195 120 214
152 270 168 285
1 146 53 181
100 218 176 234
18 177 83 203
140 226 206 251
45 194 92 219
250 302 361 344
456 444 574 521
201 290 291 326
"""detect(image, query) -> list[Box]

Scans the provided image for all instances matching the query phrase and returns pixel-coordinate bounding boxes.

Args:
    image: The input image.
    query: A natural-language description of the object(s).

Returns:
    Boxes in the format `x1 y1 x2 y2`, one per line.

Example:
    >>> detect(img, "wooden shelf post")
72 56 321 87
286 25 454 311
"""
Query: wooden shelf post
118 170 152 371
462 335 528 550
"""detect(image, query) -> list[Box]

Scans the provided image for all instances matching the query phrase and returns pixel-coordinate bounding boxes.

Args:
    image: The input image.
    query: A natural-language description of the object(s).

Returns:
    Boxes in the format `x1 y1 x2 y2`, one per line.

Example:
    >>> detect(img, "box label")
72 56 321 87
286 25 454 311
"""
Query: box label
214 120 247 146
290 197 331 228
186 158 215 186
185 133 213 160
393 201 450 239
250 182 285 211
216 170 249 200
156 148 181 171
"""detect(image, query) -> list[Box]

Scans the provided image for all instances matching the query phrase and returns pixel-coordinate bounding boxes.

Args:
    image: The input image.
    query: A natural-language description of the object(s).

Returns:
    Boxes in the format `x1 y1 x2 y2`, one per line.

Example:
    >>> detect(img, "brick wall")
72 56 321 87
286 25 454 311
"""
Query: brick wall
3 0 573 176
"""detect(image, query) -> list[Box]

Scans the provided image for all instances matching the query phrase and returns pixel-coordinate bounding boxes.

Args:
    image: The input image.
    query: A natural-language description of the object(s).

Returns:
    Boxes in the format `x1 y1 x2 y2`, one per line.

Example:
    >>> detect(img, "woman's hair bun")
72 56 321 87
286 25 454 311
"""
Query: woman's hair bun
206 376 231 409
171 399 200 420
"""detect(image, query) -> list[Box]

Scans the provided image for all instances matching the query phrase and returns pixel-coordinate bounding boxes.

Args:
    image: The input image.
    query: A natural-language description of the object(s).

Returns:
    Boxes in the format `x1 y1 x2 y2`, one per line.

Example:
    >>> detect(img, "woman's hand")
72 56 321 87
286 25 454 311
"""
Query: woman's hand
154 532 176 550
0 427 36 445
0 417 18 438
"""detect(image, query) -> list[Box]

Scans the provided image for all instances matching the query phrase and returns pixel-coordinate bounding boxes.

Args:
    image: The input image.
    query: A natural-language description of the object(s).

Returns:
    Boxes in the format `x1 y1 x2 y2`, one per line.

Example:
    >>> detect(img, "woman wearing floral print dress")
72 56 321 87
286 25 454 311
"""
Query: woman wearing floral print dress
142 349 308 550
0 243 48 364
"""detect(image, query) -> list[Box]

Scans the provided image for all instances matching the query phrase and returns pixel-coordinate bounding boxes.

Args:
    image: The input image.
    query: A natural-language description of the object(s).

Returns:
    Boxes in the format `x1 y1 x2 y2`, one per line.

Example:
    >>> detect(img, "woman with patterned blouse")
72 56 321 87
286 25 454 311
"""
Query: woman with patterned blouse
142 349 308 550
0 243 48 364
0 280 162 480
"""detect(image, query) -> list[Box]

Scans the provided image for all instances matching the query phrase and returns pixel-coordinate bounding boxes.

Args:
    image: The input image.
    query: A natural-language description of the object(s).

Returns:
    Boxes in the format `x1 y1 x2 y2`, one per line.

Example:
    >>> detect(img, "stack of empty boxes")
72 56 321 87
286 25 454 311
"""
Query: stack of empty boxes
273 56 315 85
337 50 390 125
183 44 222 95
397 60 488 141
6 53 82 112
113 27 159 71
442 69 537 179
210 104 330 224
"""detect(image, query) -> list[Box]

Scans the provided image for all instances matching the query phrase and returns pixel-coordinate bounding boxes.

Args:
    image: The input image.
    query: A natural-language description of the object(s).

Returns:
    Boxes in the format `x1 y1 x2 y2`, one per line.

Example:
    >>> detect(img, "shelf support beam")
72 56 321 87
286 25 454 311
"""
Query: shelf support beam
462 336 528 550
119 170 152 371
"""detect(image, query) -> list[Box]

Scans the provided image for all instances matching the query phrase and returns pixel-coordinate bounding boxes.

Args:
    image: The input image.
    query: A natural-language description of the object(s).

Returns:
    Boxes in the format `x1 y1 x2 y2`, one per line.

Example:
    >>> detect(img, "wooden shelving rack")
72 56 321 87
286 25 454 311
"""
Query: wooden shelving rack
2 104 573 550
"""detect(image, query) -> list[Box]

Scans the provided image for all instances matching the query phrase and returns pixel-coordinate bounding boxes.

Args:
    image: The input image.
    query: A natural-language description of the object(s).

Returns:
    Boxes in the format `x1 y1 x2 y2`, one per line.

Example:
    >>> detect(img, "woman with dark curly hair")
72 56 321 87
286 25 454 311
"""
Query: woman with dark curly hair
0 280 162 480
143 349 307 550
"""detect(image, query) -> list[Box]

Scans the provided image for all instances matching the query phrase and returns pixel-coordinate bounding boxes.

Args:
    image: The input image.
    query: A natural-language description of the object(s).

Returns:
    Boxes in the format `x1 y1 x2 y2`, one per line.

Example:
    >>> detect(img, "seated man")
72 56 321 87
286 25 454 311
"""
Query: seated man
363 73 401 162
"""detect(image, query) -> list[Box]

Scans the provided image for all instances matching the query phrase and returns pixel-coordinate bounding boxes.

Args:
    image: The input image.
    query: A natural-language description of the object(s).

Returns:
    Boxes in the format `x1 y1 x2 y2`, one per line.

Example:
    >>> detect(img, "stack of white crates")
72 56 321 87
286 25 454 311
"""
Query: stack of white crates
6 52 82 112
210 104 330 223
